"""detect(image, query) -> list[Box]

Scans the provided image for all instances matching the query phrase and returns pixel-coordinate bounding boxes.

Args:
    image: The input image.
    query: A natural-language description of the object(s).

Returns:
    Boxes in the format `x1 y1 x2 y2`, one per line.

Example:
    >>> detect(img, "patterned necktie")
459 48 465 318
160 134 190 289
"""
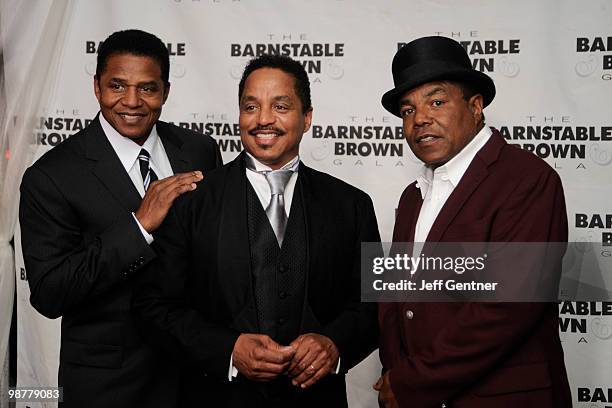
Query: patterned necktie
264 170 293 247
138 149 158 191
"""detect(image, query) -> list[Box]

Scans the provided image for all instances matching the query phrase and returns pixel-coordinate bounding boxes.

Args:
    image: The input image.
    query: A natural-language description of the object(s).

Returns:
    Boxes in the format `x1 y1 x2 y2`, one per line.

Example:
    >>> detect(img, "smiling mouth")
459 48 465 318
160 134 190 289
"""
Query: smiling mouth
250 128 284 139
117 112 146 123
416 134 440 144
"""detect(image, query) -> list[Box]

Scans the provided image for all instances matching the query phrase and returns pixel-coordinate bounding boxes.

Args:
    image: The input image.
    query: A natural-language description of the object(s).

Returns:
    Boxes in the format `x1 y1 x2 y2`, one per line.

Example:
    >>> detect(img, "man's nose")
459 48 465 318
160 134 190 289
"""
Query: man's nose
122 86 142 108
413 108 432 126
257 105 275 126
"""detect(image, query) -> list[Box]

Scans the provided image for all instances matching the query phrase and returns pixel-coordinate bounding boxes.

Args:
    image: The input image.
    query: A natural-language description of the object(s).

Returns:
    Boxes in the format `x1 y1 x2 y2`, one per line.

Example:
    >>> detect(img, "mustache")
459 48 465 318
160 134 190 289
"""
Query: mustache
249 126 285 136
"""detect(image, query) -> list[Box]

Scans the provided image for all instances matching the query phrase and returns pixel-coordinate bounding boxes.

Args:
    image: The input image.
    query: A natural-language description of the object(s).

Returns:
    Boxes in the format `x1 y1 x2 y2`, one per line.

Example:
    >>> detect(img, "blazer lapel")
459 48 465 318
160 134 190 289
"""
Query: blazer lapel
156 121 190 174
85 117 142 212
215 153 256 328
296 163 319 279
394 187 422 242
217 154 251 263
426 130 505 242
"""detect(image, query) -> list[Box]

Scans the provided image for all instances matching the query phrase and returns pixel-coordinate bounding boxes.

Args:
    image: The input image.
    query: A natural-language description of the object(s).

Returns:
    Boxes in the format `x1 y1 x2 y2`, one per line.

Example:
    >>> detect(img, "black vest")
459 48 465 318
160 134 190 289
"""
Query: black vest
246 179 308 345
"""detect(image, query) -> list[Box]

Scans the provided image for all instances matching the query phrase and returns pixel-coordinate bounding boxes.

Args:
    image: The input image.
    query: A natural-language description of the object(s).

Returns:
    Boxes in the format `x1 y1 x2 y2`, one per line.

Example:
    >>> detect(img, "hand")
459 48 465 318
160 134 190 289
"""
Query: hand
135 171 203 232
232 334 295 381
373 371 399 408
288 333 339 389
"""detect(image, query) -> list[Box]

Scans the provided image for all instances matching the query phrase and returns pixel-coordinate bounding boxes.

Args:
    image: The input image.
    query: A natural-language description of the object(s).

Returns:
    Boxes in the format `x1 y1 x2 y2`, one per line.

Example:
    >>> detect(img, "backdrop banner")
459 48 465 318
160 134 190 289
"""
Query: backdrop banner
6 1 611 407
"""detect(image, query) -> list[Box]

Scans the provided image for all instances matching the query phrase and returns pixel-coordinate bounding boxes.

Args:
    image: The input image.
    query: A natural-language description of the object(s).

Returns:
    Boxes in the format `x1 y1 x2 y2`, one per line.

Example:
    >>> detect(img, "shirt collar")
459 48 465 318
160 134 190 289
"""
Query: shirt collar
245 152 300 173
415 125 492 199
99 112 159 172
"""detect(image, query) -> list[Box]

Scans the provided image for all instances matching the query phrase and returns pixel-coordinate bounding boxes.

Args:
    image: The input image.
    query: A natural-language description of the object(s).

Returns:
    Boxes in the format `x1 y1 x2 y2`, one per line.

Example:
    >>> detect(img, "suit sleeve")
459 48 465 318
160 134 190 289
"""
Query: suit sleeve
133 193 240 380
320 193 382 372
19 165 156 319
388 167 567 406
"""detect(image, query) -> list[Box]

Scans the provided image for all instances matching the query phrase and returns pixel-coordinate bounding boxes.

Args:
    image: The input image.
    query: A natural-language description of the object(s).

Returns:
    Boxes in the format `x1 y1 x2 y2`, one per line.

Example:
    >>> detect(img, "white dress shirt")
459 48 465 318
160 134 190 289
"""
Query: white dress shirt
413 125 492 243
99 113 174 243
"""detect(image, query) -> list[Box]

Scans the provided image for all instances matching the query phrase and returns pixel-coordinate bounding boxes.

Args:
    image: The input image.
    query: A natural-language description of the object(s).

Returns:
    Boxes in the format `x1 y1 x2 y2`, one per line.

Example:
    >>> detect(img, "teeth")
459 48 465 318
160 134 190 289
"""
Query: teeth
420 136 435 143
255 133 278 139
119 114 142 123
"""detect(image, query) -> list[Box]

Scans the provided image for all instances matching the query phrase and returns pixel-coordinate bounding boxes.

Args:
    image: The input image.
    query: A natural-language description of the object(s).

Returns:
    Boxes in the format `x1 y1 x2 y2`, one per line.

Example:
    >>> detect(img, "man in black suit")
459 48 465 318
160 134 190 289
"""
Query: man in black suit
134 55 380 407
19 29 221 407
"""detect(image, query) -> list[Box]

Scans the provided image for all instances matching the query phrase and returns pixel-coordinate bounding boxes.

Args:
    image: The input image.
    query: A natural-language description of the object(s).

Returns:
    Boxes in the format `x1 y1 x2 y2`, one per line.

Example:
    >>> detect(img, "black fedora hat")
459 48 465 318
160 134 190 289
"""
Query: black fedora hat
381 36 496 117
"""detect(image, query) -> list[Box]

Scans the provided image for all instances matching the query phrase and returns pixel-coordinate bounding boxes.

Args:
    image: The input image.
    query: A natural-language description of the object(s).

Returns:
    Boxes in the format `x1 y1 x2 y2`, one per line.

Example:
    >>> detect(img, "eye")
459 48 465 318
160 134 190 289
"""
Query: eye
400 107 414 117
242 104 258 112
110 83 124 91
432 100 444 107
140 86 157 94
274 104 289 111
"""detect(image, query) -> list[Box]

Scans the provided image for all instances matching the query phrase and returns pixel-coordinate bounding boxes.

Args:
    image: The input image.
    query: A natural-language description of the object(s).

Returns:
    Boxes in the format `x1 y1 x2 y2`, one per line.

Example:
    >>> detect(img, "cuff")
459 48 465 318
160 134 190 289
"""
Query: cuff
132 212 154 244
228 354 238 381
334 357 341 374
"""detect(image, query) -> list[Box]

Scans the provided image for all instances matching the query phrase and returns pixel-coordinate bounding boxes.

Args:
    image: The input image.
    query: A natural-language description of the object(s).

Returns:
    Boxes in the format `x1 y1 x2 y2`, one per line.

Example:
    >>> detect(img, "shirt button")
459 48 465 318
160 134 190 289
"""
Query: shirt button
405 310 414 319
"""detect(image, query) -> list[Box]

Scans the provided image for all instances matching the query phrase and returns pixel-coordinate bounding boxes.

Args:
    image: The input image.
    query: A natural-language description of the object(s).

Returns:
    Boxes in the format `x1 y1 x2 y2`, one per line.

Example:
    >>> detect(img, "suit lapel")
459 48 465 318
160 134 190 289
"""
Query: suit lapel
426 130 505 242
216 153 253 296
156 121 190 174
395 187 422 242
85 117 142 212
217 154 251 262
296 164 318 279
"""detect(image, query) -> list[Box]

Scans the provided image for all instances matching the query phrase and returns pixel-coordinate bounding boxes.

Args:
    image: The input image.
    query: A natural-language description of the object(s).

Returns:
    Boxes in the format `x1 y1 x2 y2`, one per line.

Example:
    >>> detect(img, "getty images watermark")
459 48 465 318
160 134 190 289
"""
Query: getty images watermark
361 242 612 302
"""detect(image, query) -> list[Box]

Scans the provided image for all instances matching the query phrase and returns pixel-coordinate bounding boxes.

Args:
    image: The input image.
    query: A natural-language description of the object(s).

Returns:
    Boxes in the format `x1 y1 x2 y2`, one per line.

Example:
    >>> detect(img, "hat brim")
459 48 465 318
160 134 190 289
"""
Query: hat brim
381 61 496 117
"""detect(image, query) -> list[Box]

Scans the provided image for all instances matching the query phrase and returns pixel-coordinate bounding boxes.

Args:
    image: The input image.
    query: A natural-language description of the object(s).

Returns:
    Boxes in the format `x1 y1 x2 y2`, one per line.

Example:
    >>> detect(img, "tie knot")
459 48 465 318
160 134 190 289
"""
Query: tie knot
265 170 293 194
138 149 150 162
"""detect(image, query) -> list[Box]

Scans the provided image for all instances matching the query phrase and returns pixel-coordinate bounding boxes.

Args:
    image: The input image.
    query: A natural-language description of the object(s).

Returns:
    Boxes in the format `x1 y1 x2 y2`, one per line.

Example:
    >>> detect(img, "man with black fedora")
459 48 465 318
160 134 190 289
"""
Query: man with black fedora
374 36 572 407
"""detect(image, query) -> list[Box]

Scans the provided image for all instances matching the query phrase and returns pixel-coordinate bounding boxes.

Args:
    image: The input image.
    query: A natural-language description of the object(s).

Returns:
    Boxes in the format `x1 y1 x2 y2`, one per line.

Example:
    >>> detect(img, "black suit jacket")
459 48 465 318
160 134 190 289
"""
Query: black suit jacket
134 153 380 407
19 115 221 408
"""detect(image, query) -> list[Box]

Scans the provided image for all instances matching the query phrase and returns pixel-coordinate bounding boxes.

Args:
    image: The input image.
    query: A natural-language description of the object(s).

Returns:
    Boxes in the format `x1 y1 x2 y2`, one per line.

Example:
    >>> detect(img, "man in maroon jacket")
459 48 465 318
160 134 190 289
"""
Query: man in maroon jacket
374 36 572 408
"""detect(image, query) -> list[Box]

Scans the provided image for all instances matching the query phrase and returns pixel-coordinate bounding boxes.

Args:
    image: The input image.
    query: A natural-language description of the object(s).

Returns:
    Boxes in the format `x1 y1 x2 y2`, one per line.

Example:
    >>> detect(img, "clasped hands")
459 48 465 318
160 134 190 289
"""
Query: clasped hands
232 333 339 389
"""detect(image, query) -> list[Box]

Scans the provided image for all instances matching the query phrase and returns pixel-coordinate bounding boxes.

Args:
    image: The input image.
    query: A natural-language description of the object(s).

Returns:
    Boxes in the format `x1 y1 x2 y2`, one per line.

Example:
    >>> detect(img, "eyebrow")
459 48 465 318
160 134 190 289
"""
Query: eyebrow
240 95 292 103
108 78 159 86
399 87 448 106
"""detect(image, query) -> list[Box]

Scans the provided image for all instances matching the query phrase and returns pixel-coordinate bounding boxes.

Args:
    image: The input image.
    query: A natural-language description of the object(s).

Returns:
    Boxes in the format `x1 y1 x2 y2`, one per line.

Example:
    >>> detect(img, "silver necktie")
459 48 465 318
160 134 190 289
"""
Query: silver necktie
264 170 293 247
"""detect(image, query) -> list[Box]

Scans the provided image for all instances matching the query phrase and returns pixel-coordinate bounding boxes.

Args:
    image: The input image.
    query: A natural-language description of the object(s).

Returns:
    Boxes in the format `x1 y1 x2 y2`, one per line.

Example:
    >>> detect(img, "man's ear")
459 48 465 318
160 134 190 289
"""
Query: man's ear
93 76 101 103
469 93 484 122
162 82 171 104
303 107 313 134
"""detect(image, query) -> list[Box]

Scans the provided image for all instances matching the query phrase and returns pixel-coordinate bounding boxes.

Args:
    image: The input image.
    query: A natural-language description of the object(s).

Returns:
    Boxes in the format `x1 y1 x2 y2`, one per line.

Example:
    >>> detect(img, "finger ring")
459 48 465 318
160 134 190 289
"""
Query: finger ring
310 364 315 371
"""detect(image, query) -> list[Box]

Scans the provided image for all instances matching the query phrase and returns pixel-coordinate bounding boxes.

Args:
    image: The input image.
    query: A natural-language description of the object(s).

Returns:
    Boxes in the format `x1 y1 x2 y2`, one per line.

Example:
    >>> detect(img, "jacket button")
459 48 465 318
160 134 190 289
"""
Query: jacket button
405 310 414 319
279 291 288 299
279 265 286 274
278 317 286 325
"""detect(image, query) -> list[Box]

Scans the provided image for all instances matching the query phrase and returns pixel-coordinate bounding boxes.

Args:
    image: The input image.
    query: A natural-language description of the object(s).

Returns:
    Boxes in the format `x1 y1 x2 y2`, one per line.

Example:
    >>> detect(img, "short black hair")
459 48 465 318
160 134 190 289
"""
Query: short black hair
96 29 170 85
454 80 481 101
238 55 312 113
451 80 486 124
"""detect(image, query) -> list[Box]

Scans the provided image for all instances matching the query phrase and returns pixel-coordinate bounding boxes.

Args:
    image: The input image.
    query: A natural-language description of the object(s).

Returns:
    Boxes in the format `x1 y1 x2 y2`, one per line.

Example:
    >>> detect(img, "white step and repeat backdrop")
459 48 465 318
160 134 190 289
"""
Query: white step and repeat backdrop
8 1 612 407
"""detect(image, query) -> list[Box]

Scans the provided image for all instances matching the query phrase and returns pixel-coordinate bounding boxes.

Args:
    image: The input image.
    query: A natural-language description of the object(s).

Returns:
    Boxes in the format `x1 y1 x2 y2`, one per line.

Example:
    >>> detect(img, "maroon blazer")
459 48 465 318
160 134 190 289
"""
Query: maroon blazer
379 129 572 408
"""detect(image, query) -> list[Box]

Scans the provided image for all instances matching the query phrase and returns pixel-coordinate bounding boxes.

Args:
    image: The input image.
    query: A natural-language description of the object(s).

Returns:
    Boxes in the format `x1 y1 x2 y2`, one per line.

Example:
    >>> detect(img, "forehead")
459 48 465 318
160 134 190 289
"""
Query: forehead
242 68 297 96
400 81 463 102
100 53 162 80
